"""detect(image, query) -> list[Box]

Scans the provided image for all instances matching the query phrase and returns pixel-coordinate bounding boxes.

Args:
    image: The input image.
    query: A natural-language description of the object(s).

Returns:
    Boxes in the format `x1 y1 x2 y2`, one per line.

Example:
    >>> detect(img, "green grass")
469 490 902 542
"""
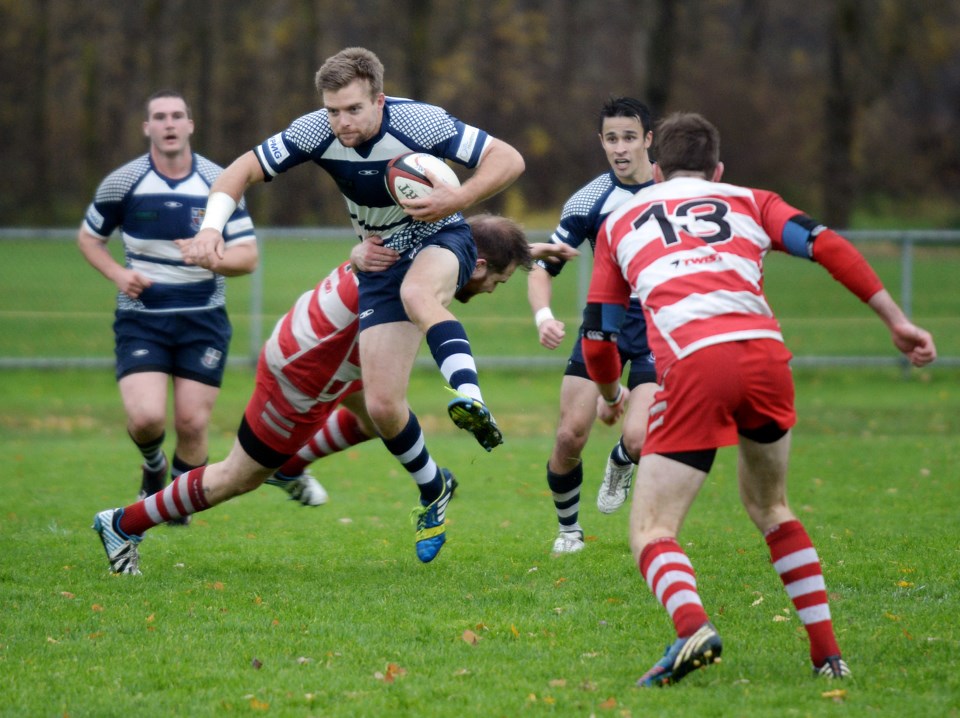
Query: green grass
2 235 959 362
1 365 959 717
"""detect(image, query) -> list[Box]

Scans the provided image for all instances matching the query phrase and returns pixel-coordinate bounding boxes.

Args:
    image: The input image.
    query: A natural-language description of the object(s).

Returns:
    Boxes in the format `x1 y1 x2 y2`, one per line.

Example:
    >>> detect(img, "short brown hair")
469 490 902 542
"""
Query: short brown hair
653 112 720 179
145 90 190 119
315 47 384 97
467 213 533 273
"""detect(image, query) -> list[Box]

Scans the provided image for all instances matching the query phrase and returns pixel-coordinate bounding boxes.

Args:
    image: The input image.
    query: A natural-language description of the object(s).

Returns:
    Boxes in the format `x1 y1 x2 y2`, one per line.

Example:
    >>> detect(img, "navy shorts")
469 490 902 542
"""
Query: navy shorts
113 307 232 387
356 222 477 330
566 299 656 388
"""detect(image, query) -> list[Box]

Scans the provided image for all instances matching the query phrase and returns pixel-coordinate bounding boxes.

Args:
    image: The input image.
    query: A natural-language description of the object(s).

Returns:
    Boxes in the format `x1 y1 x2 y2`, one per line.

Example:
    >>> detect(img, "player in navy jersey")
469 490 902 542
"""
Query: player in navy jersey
78 90 259 519
583 112 936 686
181 48 524 562
527 97 659 554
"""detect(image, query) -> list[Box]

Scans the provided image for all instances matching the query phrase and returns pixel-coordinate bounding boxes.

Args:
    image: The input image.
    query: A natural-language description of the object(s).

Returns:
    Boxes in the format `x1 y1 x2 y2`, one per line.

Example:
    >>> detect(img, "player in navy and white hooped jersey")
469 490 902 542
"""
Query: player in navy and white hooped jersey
527 98 659 555
182 48 525 562
582 112 936 686
78 90 258 514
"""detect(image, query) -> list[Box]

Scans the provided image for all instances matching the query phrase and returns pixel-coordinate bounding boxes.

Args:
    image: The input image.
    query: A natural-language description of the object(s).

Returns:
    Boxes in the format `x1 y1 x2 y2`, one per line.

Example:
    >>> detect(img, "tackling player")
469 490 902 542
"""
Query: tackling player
93 216 575 574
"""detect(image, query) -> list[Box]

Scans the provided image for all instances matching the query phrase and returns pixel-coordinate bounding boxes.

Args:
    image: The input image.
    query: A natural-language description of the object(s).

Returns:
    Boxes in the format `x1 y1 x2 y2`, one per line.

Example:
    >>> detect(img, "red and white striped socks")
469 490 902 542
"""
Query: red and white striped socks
765 519 841 665
639 537 710 638
119 467 211 536
276 407 370 477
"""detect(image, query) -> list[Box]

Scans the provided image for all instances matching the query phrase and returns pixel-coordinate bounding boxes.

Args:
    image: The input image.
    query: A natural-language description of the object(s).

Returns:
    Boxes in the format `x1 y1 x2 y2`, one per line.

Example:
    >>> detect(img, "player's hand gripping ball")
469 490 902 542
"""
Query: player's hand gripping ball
385 152 460 205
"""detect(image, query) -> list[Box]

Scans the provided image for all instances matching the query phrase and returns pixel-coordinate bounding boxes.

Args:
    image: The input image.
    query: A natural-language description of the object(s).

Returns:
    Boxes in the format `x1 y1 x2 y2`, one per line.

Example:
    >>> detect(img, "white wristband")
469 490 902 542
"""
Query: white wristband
535 307 555 329
603 385 625 406
199 191 237 233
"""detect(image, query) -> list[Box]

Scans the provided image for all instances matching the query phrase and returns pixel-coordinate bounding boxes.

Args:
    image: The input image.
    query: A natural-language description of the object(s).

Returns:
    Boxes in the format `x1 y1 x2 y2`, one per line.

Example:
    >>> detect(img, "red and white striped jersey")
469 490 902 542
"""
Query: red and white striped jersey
261 262 361 414
588 177 806 375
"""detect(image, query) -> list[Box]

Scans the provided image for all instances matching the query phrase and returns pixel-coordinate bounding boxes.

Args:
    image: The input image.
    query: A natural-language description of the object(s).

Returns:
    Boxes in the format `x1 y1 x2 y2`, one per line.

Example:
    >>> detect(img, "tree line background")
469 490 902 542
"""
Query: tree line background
3 0 959 230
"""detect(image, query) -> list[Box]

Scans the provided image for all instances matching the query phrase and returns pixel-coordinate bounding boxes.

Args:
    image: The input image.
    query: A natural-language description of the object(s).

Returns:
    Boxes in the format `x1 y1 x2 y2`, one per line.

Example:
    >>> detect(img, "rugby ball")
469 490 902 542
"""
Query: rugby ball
385 152 460 205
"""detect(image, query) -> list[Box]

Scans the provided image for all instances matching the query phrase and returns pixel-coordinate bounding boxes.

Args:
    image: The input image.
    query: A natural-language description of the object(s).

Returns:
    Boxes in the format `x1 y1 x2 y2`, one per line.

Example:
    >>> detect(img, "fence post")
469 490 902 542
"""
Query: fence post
899 233 915 378
248 236 264 367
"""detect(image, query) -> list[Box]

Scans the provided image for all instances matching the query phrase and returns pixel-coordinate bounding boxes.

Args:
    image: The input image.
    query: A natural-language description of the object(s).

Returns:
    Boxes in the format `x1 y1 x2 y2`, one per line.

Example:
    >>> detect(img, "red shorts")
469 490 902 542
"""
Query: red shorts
642 339 796 455
243 353 362 457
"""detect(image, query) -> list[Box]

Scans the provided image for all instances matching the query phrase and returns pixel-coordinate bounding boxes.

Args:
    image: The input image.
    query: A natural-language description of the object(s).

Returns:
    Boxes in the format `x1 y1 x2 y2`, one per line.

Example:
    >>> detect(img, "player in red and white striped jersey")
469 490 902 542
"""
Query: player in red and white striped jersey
93 216 574 573
582 112 936 686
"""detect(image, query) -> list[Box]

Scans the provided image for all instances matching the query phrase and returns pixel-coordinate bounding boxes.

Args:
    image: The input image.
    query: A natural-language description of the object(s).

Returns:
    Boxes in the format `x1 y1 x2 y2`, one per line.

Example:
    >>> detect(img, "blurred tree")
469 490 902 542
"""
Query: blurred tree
0 0 958 227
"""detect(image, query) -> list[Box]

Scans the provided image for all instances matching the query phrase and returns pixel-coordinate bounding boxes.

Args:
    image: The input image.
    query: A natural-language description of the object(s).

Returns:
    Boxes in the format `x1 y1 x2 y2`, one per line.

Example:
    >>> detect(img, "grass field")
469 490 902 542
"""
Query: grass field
1 363 959 717
1 234 959 362
1 233 959 716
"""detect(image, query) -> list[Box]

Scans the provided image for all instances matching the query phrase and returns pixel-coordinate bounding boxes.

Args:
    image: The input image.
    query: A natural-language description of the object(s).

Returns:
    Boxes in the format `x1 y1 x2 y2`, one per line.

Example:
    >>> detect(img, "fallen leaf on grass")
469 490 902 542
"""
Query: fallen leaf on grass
248 697 269 710
821 689 847 701
510 624 520 638
251 658 262 669
462 629 480 645
548 679 566 688
599 696 618 709
146 614 154 623
208 581 225 591
897 580 914 588
453 668 471 676
375 662 407 683
91 604 103 612
884 612 900 621
296 656 312 665
60 592 75 599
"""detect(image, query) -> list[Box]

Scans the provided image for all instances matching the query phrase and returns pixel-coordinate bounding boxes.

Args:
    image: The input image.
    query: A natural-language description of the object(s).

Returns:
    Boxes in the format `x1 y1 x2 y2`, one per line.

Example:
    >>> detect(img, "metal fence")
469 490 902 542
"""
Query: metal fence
1 228 958 370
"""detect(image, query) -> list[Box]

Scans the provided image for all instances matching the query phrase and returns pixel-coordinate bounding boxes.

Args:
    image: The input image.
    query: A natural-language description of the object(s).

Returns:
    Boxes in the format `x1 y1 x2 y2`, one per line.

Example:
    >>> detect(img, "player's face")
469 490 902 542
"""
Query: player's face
323 80 385 147
143 97 193 157
599 116 653 185
455 261 519 303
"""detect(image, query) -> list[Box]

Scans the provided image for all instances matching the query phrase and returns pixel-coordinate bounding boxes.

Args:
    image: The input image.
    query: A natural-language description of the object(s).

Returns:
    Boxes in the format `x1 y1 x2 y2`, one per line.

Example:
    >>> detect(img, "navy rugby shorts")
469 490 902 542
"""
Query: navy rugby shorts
566 300 656 388
356 222 477 330
113 307 232 387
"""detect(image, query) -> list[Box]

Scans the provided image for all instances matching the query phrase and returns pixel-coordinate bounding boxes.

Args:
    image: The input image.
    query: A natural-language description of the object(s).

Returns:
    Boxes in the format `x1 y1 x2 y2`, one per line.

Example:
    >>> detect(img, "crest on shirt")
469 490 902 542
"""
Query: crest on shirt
201 347 223 369
191 207 205 233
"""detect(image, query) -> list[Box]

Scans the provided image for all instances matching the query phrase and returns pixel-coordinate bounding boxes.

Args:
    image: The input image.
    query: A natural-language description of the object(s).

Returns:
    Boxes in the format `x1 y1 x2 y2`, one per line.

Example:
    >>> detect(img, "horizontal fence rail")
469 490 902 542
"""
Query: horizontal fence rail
1 228 958 372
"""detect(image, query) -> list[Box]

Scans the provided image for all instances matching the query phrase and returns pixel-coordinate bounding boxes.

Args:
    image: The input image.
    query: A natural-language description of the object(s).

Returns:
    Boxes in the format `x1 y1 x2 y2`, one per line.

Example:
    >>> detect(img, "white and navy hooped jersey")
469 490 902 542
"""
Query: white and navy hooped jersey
262 262 361 414
253 97 490 254
83 153 256 313
538 171 654 278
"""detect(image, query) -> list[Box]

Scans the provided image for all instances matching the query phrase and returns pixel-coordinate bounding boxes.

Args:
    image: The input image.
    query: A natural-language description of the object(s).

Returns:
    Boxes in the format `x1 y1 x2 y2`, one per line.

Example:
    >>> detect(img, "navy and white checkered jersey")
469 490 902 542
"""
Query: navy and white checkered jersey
254 97 490 254
83 153 256 313
538 171 655 278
